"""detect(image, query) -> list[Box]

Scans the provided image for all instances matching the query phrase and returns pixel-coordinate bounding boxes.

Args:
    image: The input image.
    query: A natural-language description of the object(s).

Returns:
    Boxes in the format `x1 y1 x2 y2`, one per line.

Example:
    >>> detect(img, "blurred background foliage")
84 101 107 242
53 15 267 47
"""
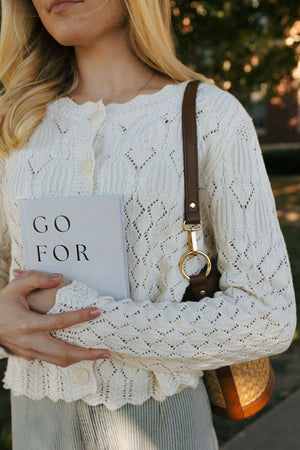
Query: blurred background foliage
171 0 300 105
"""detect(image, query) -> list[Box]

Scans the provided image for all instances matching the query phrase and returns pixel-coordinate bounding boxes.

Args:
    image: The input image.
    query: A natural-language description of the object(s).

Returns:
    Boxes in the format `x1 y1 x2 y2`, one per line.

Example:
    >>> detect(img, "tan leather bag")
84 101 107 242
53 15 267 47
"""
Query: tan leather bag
180 80 275 420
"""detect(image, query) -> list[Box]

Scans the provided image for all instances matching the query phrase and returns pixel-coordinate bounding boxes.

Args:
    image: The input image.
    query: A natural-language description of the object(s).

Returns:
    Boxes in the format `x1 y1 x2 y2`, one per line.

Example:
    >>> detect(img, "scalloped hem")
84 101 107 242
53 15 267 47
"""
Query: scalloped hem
4 378 201 411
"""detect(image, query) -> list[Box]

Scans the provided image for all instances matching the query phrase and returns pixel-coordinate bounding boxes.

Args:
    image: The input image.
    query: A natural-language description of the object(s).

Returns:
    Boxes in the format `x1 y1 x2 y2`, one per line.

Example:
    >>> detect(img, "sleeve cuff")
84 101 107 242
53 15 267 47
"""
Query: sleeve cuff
47 279 113 315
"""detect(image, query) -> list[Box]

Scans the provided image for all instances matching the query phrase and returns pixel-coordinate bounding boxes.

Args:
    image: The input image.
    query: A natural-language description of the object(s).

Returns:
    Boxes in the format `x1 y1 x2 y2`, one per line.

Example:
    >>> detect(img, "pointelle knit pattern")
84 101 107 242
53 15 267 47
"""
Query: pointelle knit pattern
0 81 296 409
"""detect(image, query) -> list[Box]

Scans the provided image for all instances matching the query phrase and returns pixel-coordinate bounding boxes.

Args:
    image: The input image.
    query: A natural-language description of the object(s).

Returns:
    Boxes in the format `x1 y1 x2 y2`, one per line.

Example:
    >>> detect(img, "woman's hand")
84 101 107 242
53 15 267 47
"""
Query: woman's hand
0 270 110 366
14 269 71 314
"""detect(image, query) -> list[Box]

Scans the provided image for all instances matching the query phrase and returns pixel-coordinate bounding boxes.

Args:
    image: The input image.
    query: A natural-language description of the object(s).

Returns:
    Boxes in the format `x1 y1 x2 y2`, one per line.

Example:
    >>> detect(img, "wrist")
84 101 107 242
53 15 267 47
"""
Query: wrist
27 277 72 314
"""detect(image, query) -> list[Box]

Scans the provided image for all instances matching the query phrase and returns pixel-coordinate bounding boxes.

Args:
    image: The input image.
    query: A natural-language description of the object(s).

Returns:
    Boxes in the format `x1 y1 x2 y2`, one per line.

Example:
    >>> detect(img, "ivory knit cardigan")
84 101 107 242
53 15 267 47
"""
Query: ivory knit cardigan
0 81 296 410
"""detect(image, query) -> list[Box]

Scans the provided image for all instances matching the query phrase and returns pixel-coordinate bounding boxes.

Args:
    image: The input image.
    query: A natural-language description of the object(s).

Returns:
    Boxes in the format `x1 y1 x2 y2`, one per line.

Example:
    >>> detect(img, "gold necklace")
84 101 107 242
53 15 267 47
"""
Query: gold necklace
69 72 155 104
134 71 155 97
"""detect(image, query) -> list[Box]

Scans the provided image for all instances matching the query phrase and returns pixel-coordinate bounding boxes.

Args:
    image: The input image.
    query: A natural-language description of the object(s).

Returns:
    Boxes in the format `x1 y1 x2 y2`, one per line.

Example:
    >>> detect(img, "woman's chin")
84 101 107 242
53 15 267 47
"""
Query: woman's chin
49 26 105 48
50 31 87 47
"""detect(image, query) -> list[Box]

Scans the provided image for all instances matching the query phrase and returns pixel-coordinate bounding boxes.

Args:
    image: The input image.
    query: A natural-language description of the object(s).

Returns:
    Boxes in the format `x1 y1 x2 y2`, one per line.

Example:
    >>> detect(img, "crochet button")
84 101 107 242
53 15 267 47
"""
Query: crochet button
72 368 90 385
80 159 93 174
89 109 104 123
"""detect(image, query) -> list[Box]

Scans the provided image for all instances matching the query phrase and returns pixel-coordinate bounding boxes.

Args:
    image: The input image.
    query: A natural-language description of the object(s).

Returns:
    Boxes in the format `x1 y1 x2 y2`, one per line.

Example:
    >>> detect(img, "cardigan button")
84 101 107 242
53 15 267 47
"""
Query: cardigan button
89 108 105 123
79 159 93 174
72 368 90 385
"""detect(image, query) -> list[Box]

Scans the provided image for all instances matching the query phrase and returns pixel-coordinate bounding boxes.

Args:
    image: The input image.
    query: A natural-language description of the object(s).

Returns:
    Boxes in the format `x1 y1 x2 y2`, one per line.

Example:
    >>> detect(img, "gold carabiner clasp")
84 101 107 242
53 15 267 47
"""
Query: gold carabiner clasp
179 221 212 281
182 220 203 255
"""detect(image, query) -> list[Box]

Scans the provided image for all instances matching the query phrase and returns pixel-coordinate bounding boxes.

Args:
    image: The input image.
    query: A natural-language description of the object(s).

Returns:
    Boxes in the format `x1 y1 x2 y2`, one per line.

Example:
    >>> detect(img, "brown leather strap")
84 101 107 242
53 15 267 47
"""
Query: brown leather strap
182 80 221 300
181 257 221 301
182 80 201 224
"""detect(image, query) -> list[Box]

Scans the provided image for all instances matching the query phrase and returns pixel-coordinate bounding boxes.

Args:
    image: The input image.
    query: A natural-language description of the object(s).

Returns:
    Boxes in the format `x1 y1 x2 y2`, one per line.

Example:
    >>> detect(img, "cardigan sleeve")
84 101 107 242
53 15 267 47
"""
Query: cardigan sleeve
47 93 296 375
0 155 11 358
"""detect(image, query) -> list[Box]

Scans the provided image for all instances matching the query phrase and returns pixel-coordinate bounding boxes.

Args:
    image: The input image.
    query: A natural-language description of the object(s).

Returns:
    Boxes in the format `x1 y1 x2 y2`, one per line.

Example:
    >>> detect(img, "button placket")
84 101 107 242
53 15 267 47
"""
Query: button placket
71 104 105 195
79 106 105 175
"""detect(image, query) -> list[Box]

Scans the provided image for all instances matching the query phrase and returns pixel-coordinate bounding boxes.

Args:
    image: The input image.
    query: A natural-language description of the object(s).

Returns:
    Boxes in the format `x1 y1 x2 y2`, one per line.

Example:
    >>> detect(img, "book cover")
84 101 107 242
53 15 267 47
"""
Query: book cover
18 195 130 300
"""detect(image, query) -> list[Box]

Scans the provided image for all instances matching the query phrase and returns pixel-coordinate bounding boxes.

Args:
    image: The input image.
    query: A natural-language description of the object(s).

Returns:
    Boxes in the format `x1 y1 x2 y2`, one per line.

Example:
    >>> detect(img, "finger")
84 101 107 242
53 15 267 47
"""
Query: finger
8 270 63 297
51 337 111 366
6 306 99 335
9 345 109 366
27 335 110 367
39 307 101 331
13 269 25 277
14 270 70 289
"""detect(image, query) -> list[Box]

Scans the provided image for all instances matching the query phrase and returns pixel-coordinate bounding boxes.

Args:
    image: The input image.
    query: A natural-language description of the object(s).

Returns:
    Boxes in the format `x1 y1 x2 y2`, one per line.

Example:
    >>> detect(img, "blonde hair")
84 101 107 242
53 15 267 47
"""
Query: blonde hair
0 0 213 156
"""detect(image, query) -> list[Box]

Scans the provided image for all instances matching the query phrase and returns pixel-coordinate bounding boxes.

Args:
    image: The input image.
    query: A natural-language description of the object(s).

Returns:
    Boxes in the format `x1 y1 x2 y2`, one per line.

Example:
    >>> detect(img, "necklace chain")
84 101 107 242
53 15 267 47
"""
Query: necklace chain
134 72 155 97
69 72 155 104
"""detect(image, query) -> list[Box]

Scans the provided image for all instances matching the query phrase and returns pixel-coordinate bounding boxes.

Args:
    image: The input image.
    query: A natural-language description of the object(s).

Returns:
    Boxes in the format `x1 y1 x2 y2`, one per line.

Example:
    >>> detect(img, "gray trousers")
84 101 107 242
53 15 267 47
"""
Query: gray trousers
11 379 218 450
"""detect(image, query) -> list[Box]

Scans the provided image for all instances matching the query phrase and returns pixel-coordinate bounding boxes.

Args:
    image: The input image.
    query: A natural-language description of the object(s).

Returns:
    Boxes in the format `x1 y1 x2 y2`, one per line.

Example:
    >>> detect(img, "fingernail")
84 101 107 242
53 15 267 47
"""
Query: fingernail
90 308 101 317
13 269 25 276
50 273 62 280
101 353 110 359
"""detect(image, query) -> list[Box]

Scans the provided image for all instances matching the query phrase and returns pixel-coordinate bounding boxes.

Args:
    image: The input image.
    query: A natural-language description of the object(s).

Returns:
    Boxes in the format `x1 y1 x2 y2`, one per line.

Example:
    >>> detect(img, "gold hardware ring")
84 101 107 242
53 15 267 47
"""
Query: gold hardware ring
179 250 212 281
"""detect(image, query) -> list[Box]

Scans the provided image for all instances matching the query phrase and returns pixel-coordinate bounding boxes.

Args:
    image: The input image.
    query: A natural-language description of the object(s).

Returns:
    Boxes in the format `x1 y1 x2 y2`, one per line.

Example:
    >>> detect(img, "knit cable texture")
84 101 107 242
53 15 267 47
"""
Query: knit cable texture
0 81 296 409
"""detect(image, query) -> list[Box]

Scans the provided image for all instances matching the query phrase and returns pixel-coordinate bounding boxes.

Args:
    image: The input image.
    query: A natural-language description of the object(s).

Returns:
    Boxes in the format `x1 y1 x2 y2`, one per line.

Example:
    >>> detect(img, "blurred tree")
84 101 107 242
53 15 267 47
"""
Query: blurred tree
171 0 300 104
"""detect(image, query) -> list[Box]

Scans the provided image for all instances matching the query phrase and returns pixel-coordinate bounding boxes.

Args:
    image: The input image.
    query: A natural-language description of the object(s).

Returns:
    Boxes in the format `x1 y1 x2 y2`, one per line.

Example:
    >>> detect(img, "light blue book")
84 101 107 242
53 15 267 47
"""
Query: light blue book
18 195 129 300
